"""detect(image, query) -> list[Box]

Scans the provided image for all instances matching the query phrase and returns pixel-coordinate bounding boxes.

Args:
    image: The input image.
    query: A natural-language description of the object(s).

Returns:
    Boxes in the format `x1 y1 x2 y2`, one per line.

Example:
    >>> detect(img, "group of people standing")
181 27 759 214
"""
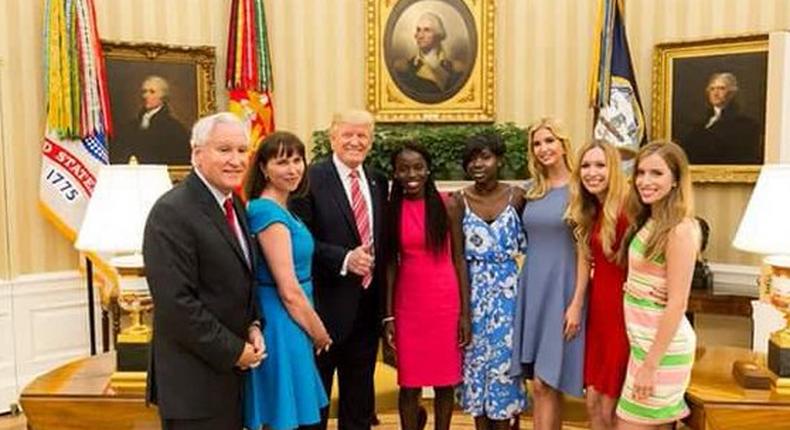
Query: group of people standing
143 109 700 430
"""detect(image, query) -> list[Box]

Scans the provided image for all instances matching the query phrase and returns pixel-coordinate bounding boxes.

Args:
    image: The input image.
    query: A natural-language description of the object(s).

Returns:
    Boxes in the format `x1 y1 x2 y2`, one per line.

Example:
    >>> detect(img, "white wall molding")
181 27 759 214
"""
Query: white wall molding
1 270 96 413
0 280 16 412
710 262 760 297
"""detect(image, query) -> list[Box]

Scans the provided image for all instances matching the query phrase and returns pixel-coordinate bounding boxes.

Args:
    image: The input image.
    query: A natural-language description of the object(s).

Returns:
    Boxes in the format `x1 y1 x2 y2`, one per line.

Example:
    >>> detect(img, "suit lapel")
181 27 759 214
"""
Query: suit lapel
325 162 361 243
363 166 382 243
187 173 251 271
232 196 253 271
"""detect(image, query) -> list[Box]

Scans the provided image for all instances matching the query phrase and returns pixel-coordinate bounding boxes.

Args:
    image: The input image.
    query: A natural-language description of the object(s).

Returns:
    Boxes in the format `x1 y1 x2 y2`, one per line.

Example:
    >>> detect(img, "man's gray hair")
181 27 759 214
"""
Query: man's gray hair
190 112 249 148
418 12 447 41
707 72 739 96
143 75 170 99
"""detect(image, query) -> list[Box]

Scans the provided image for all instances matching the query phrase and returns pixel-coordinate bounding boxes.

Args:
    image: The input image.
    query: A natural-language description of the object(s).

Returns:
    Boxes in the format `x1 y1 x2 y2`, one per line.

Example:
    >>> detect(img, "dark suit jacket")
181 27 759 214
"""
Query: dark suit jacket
143 171 259 420
681 103 763 165
290 158 388 343
111 104 191 165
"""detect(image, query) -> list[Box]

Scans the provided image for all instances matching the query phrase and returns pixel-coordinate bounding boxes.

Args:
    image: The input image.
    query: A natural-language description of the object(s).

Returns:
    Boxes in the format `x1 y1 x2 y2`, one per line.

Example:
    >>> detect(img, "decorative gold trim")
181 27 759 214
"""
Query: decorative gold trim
651 33 769 183
109 371 147 393
102 41 216 182
366 0 495 122
688 165 759 183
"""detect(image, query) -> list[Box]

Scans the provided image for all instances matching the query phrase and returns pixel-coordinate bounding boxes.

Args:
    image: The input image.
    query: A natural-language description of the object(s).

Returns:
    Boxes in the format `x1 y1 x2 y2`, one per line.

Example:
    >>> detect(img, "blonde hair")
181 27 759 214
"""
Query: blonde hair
565 140 628 263
330 109 374 135
624 140 695 262
525 117 574 200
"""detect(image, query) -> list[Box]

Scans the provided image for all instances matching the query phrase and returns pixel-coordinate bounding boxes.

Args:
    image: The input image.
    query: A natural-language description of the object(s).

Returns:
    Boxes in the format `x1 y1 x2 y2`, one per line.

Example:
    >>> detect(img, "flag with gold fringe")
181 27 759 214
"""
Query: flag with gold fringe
226 0 275 151
39 0 112 240
589 0 645 158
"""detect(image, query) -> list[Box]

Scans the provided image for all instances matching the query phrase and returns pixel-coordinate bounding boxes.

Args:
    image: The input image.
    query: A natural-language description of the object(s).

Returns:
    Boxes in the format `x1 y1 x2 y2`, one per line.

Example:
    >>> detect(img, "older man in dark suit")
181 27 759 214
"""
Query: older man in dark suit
143 112 264 430
291 110 388 430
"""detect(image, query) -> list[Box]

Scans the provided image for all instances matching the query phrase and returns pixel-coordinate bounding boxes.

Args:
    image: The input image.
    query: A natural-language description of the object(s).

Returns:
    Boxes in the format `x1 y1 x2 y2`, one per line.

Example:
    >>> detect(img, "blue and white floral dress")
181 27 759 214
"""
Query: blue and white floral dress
458 190 527 419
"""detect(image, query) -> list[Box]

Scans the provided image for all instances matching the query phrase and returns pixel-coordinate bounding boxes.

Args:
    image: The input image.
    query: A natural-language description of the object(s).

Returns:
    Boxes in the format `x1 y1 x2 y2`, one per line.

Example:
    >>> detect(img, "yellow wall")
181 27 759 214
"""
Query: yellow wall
3 0 788 277
0 58 9 279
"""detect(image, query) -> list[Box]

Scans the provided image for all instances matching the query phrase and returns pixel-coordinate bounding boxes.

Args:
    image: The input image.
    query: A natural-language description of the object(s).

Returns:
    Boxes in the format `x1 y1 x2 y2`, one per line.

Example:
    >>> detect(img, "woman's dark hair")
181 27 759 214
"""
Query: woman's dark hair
461 130 506 171
243 131 308 199
388 141 449 256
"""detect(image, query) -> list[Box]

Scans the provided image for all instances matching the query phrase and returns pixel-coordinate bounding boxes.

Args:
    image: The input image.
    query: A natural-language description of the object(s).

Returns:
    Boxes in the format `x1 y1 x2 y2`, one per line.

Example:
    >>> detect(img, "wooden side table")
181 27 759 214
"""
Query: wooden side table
685 346 790 430
19 353 159 430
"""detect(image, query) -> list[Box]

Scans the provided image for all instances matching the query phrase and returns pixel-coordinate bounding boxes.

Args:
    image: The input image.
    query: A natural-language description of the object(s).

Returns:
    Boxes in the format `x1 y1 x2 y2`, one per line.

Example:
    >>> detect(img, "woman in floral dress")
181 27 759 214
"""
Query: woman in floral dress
455 131 527 430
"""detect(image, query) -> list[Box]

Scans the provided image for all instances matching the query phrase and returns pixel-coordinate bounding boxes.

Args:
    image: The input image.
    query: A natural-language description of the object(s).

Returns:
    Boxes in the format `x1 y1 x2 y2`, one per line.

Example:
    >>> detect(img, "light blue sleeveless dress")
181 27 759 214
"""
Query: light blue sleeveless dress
244 198 328 430
458 189 527 419
510 184 584 397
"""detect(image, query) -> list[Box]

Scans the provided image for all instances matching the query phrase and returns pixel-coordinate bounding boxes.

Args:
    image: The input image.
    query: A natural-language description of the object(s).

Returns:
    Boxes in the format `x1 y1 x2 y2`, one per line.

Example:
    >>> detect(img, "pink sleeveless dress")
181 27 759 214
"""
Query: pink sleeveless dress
393 197 462 387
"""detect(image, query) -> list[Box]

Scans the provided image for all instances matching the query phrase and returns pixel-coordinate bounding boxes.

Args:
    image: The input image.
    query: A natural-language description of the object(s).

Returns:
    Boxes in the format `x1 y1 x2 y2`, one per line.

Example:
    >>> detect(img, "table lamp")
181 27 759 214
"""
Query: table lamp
75 162 172 391
733 164 790 393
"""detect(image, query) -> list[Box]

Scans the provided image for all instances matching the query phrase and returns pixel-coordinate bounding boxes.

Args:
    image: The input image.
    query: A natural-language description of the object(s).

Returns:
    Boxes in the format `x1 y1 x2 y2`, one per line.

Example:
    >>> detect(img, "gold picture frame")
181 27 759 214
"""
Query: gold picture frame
651 34 769 183
102 41 217 180
366 0 495 122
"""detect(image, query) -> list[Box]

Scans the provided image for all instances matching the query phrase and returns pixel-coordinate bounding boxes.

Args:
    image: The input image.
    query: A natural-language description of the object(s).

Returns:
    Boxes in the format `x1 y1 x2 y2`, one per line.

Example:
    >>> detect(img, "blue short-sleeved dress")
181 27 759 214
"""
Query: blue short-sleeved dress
244 198 328 430
510 185 584 398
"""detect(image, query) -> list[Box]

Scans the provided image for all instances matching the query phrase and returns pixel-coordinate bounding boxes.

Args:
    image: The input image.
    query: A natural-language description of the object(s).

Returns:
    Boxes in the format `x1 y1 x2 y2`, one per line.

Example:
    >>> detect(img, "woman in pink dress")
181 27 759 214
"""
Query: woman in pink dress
384 141 471 430
565 140 629 429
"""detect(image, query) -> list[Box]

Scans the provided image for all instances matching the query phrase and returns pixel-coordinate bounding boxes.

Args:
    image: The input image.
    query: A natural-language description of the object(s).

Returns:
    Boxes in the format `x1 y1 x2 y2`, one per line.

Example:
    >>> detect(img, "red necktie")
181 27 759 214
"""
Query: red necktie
223 198 239 237
349 170 372 288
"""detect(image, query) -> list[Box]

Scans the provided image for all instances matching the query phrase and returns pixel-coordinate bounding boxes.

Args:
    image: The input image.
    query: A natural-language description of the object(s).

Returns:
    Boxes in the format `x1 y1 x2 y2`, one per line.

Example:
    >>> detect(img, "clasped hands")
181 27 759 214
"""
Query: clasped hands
236 324 266 370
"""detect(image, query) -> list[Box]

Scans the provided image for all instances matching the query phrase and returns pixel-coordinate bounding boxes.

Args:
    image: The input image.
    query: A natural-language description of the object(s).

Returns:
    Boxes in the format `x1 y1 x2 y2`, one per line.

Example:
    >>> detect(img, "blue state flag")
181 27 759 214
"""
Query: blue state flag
589 0 645 158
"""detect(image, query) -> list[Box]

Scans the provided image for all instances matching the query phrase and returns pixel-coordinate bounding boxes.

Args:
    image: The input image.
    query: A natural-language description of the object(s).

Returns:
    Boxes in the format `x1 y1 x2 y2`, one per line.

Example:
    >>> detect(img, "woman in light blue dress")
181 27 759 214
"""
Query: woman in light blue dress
243 132 331 430
455 132 527 430
511 118 584 430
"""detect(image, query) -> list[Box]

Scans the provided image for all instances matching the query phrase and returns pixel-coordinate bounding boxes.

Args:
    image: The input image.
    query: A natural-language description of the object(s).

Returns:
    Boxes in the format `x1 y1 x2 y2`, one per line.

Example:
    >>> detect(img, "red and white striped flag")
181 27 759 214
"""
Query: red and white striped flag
39 0 112 240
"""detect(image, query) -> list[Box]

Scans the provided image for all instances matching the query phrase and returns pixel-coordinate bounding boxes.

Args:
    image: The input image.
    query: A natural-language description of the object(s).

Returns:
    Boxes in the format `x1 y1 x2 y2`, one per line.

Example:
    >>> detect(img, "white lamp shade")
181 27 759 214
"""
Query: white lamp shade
732 164 790 255
75 164 172 254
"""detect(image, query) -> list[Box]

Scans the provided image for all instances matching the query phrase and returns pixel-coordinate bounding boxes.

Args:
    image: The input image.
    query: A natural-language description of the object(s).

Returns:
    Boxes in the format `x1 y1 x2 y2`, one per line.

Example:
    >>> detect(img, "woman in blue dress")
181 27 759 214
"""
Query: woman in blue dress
511 118 584 430
455 132 527 430
243 131 332 430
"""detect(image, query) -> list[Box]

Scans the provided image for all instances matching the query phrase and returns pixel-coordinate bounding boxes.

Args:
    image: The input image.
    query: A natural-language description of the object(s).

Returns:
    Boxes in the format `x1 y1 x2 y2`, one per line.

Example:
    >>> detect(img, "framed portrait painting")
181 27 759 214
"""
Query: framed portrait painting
102 41 216 178
651 34 768 183
366 0 495 122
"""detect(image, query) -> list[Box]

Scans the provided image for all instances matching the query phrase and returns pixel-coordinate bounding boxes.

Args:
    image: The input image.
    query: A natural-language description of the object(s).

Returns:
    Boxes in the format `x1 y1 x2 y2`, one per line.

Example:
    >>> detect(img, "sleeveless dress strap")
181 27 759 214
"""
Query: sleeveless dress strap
459 189 471 215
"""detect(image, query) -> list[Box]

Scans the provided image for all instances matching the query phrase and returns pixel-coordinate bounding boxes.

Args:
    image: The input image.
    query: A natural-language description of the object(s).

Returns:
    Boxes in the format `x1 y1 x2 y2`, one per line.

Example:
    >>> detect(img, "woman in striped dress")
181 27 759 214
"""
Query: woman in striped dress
616 141 700 429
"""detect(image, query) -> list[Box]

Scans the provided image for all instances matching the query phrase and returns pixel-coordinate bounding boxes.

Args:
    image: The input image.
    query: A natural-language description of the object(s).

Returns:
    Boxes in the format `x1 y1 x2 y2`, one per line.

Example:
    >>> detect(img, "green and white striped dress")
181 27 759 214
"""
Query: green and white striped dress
616 219 696 424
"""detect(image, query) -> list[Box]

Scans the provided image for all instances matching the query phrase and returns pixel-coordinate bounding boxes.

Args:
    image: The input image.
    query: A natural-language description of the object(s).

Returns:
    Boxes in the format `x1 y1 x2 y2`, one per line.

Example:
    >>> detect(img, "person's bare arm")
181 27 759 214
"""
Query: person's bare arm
257 223 332 352
383 235 398 349
448 192 471 347
565 246 590 341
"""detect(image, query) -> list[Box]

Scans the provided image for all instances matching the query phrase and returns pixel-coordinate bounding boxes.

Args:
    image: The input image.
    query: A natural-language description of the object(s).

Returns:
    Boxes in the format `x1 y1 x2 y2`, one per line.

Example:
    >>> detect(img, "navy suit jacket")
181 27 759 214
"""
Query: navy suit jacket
290 158 388 343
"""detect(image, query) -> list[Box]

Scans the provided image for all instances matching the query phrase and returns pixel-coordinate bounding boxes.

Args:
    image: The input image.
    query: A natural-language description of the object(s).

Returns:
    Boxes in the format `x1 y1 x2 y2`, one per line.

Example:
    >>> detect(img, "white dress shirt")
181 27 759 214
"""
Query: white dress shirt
332 154 374 276
705 106 722 129
140 105 163 129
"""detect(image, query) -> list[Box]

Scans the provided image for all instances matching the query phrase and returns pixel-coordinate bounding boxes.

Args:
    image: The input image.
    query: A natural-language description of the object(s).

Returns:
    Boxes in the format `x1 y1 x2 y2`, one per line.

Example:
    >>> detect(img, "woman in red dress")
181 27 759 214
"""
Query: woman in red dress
565 140 630 429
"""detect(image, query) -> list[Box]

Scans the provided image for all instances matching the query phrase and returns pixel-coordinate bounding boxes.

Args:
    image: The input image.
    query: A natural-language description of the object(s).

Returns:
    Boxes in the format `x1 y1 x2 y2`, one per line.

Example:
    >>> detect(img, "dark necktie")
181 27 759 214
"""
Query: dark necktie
224 197 239 239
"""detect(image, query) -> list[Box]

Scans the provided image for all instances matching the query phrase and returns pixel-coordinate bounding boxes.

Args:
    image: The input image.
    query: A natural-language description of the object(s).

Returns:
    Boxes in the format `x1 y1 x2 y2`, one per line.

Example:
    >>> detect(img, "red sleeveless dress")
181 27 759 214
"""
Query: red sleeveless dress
583 210 629 398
